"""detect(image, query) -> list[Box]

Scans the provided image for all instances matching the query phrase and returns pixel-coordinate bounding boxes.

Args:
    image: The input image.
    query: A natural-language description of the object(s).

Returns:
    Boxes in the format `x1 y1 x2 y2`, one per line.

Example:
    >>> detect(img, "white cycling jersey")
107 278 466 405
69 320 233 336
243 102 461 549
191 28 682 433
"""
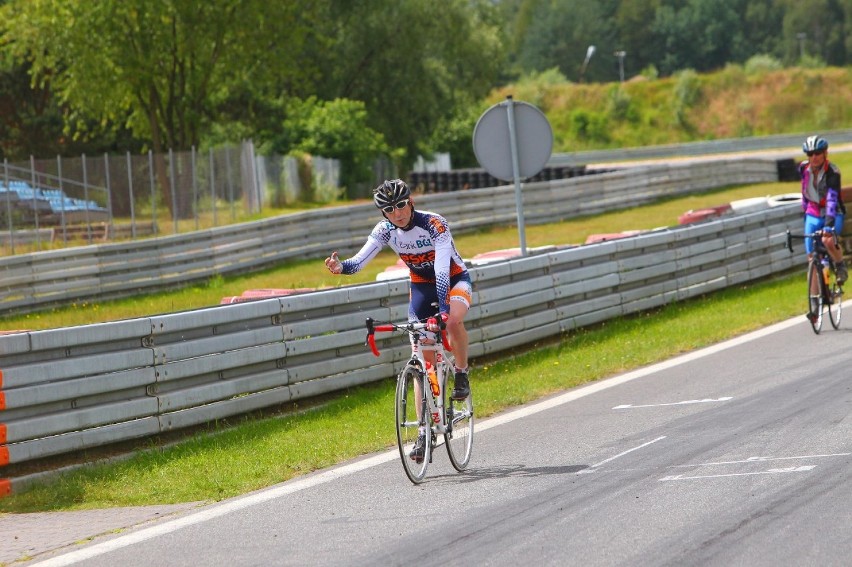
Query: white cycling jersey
340 209 468 312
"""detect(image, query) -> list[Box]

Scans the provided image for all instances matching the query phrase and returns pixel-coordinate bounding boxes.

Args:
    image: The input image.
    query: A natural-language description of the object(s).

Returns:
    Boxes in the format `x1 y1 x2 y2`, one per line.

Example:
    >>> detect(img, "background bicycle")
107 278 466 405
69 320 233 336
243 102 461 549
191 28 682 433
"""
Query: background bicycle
786 229 843 334
366 316 474 483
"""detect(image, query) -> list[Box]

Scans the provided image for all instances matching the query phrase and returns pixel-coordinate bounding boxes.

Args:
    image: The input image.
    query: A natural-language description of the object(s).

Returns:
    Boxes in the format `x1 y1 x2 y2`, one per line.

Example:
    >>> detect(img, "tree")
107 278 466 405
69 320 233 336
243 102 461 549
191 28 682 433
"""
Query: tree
513 0 620 83
308 0 507 172
651 0 749 75
779 0 850 65
265 97 393 195
0 0 324 213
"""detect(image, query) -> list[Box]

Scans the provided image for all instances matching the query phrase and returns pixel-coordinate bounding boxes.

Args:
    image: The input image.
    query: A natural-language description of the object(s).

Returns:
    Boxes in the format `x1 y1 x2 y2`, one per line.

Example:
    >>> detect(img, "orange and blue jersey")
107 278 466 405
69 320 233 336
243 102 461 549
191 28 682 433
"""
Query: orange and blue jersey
340 210 468 313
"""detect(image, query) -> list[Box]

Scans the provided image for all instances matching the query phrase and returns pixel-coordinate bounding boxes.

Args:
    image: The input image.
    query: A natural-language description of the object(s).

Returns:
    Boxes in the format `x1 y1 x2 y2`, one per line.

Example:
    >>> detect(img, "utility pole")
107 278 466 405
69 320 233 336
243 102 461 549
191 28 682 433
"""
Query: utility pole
796 32 807 60
579 45 595 82
614 51 626 82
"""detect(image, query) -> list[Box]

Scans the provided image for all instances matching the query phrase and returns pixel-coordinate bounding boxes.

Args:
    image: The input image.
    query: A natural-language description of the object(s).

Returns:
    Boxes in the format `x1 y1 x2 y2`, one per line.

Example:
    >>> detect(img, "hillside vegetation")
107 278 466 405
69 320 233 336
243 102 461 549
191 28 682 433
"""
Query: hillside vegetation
483 66 852 154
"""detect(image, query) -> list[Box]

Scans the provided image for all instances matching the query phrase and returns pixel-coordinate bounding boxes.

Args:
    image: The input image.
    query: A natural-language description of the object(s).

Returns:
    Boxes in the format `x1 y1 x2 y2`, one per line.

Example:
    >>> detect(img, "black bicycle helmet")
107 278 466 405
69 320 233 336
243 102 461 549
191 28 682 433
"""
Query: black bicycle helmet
803 135 828 154
373 179 411 210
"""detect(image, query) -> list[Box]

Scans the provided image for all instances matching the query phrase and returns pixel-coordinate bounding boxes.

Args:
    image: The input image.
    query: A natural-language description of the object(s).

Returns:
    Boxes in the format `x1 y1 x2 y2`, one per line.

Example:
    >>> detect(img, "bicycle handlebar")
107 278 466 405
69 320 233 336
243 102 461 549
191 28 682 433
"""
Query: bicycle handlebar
365 316 452 357
785 229 839 254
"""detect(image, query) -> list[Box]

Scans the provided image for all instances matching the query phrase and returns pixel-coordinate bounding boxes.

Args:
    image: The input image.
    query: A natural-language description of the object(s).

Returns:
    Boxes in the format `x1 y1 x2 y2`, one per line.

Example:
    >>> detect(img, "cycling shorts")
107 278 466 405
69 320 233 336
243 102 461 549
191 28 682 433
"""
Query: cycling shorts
804 213 845 254
408 272 472 322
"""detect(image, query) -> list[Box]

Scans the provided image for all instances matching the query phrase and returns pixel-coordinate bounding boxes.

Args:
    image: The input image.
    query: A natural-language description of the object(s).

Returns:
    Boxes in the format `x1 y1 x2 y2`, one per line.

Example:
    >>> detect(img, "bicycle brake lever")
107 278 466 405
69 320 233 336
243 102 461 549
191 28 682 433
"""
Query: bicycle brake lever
367 333 381 357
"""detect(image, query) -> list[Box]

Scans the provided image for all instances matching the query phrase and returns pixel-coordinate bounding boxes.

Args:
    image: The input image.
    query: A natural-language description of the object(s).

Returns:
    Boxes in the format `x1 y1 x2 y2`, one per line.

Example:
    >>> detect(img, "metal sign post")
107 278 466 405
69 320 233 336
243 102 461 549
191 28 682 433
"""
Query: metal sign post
473 96 552 256
505 98 527 254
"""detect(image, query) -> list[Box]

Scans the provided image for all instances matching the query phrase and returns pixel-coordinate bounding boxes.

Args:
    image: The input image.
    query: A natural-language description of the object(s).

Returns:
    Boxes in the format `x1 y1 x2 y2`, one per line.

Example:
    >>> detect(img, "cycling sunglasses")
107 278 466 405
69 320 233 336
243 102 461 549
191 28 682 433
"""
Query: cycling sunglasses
381 198 410 214
806 150 826 157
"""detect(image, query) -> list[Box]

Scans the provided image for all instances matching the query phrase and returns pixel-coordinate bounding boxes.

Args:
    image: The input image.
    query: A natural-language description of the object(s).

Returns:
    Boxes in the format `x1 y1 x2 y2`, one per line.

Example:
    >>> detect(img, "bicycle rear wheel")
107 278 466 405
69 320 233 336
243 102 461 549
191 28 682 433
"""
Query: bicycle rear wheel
807 260 824 334
395 365 430 483
444 384 474 472
828 274 843 330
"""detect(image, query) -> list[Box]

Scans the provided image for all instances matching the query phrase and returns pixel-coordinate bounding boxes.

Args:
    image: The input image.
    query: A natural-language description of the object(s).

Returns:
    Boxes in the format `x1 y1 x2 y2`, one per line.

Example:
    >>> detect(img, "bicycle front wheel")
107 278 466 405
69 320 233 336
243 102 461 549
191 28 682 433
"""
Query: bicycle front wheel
808 260 824 334
828 274 843 330
395 365 430 483
445 388 474 472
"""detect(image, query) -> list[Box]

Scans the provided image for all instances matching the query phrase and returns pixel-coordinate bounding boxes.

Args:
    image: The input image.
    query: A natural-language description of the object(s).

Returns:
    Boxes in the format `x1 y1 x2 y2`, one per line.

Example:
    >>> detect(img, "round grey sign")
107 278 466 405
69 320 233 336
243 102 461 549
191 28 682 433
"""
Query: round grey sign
473 99 553 181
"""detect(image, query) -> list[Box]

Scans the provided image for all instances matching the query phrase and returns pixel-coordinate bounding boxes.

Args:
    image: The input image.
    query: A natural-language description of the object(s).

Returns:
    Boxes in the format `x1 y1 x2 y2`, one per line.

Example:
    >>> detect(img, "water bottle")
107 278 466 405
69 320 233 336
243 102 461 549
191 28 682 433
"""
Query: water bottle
822 258 830 284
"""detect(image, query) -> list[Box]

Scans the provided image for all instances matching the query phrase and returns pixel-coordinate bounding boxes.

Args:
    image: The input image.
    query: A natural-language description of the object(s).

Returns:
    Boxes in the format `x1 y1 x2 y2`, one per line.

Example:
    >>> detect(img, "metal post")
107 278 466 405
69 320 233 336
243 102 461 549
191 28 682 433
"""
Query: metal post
3 159 14 254
30 155 41 250
126 151 136 238
57 155 67 244
169 148 178 234
210 147 217 227
615 50 626 82
580 45 595 82
104 153 114 232
82 153 92 243
191 145 198 230
505 96 527 257
225 146 235 222
148 150 156 235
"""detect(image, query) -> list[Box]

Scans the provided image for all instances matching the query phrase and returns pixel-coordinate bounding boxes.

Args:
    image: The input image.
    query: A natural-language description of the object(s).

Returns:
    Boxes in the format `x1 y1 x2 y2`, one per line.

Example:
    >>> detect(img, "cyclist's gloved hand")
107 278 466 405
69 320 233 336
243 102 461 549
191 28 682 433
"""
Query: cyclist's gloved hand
325 251 343 274
823 224 835 234
426 313 448 332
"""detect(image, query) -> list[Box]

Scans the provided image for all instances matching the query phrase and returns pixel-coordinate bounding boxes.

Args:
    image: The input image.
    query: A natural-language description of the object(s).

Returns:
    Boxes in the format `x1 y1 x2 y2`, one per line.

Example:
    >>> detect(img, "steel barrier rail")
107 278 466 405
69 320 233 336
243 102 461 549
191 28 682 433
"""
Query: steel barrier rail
548 129 852 166
0 158 782 317
0 203 800 495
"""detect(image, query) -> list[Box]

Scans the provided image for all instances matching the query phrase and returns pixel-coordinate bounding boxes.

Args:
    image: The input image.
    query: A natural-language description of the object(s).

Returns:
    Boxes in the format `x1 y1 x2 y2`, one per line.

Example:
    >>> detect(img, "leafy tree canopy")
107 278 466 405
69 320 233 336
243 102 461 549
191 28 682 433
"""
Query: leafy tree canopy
0 0 325 156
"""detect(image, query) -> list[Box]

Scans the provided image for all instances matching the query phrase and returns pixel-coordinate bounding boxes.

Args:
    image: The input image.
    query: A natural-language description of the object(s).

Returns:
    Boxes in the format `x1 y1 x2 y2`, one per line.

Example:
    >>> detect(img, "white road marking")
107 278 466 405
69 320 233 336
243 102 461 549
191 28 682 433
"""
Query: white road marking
659 465 816 481
31 315 806 566
669 452 852 468
613 397 732 410
576 436 667 474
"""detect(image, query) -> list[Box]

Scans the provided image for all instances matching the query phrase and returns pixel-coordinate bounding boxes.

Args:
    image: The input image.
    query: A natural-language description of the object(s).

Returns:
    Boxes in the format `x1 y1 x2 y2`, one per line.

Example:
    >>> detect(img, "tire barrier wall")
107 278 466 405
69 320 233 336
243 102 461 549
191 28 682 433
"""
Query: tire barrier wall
0 157 781 317
408 165 595 193
0 203 801 493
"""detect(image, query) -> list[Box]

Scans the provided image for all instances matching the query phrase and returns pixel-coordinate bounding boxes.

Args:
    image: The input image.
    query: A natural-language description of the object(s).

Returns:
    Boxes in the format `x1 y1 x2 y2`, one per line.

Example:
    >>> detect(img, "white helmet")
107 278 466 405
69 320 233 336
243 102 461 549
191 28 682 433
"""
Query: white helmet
803 135 828 154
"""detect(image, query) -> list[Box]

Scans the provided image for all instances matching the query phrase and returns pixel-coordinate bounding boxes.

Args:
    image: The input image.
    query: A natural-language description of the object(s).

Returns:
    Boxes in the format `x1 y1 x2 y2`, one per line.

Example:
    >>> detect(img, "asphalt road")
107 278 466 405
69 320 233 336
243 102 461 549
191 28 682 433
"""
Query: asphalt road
27 313 852 567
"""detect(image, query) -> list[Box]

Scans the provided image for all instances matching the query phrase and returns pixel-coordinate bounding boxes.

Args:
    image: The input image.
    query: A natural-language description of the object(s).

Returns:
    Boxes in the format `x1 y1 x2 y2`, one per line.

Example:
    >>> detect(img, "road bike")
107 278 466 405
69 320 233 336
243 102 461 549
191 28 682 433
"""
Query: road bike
786 229 844 334
366 315 474 483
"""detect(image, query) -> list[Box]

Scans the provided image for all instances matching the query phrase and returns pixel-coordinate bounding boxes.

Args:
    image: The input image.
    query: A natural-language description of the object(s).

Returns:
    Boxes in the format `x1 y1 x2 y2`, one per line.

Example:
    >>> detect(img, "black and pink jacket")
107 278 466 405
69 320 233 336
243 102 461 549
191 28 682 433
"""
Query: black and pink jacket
799 160 843 225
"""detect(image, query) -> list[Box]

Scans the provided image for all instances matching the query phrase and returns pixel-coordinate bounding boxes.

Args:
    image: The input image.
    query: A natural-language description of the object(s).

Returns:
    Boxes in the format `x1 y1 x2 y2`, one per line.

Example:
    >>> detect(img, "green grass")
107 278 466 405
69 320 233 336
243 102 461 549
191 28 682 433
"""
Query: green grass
1 153 847 512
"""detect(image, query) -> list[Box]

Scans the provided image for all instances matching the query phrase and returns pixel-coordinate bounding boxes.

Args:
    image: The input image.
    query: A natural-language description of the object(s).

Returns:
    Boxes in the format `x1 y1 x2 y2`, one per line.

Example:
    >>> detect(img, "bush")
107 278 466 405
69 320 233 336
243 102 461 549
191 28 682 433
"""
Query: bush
672 69 701 129
569 109 609 143
269 97 393 193
744 54 782 74
607 86 638 123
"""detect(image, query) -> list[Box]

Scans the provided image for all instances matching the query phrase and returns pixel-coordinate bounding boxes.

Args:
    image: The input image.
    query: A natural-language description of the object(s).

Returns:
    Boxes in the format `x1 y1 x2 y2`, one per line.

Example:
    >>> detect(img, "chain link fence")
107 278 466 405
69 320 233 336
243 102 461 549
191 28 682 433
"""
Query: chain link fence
0 141 343 255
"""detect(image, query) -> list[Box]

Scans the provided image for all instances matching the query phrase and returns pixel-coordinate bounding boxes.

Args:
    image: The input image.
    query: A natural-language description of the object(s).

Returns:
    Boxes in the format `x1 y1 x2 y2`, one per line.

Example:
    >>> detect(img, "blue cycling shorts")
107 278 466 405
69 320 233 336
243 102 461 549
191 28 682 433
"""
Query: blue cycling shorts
804 213 845 254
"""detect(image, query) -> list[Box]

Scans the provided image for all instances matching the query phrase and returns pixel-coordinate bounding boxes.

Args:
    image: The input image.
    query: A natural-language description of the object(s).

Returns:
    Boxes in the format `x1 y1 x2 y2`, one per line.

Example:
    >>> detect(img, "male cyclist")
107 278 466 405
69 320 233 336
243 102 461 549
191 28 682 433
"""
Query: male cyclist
324 179 472 462
799 135 847 285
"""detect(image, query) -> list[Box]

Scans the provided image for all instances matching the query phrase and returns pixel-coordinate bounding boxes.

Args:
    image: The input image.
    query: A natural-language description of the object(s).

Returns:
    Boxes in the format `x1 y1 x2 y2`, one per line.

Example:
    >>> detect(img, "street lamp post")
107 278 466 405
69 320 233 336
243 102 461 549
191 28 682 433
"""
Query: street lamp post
796 32 807 60
614 50 626 82
579 45 596 82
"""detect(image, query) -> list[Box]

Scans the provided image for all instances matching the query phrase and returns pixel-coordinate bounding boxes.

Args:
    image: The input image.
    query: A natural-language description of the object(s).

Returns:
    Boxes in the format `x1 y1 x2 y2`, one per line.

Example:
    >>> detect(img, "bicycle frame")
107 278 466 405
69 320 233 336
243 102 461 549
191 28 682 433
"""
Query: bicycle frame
366 315 474 483
366 316 453 431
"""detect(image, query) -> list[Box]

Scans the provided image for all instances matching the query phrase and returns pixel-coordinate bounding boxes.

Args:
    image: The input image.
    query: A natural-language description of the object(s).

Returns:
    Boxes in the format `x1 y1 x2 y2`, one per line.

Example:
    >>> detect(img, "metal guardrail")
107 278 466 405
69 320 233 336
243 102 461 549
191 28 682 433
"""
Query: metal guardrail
548 129 852 166
0 157 781 316
0 204 800 493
